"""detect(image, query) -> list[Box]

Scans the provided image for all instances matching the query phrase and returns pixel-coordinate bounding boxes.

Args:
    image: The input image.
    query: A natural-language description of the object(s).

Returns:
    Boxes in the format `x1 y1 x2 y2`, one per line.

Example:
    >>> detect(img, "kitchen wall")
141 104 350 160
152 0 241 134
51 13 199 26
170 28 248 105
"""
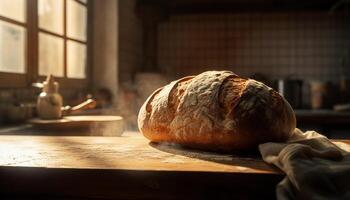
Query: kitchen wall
88 0 143 107
116 0 144 129
157 12 350 82
118 0 143 85
92 0 118 101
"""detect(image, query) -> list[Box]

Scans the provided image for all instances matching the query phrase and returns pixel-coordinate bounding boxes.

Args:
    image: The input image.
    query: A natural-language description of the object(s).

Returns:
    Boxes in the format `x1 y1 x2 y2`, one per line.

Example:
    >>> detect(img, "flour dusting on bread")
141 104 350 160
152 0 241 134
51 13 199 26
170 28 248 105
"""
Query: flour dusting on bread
138 71 296 152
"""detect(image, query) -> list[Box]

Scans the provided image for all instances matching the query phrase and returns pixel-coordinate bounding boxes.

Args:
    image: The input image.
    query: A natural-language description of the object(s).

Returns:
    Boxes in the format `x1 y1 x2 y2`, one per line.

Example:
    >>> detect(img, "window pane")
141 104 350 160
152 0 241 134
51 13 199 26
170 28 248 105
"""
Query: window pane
38 0 64 35
0 0 26 23
39 32 64 77
67 40 86 78
67 0 87 41
0 21 26 74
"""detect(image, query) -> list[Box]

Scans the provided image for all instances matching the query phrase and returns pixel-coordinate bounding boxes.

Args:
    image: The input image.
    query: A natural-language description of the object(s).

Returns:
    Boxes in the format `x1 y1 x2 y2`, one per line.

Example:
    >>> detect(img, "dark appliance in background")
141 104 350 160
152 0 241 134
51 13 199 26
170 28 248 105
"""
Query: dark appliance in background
277 79 303 109
249 73 303 109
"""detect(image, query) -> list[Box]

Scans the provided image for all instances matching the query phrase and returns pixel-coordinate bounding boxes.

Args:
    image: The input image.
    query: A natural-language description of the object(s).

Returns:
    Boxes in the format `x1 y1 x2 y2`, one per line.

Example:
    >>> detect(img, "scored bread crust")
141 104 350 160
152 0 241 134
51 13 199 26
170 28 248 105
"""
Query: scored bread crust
138 71 296 152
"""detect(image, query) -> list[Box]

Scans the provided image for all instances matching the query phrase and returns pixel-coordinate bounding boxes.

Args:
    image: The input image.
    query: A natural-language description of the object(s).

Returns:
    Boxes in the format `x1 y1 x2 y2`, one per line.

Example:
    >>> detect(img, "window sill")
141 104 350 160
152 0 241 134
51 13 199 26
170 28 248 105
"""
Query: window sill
0 72 27 88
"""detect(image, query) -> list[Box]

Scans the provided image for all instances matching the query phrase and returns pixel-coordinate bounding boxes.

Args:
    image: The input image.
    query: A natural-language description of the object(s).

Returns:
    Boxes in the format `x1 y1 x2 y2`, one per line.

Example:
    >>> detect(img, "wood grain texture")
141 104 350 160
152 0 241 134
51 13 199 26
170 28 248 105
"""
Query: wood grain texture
0 131 281 199
0 131 348 199
28 115 124 136
0 131 277 173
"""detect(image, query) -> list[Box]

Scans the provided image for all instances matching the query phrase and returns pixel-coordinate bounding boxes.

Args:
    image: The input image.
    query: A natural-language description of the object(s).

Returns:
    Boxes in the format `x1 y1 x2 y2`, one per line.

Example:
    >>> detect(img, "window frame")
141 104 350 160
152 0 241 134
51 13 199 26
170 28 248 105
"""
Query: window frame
0 0 92 89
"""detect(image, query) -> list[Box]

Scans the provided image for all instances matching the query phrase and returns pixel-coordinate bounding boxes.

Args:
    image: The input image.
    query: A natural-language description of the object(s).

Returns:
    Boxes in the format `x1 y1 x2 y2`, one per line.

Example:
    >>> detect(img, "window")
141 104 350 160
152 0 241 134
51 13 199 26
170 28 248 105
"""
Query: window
0 0 90 88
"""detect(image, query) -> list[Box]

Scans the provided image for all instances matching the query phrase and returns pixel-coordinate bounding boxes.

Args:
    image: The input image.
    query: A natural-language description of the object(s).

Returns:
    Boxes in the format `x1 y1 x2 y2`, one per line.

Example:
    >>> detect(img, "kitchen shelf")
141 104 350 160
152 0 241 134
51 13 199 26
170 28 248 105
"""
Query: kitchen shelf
295 109 350 125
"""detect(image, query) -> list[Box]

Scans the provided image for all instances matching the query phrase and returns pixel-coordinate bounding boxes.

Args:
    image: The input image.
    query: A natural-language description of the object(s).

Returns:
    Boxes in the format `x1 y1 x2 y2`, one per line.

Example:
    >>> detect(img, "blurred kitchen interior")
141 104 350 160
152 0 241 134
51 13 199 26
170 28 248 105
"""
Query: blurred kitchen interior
0 0 350 138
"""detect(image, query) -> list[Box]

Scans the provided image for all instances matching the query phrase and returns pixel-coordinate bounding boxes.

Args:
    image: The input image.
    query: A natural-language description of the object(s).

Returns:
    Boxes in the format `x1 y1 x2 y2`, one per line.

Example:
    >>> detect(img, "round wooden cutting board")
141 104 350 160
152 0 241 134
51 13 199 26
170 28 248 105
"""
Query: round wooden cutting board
28 115 124 136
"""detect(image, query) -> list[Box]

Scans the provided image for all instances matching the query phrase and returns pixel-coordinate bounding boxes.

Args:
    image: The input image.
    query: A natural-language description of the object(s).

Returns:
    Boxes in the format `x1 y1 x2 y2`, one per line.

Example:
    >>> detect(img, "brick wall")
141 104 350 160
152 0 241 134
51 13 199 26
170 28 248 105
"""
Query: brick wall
158 12 350 82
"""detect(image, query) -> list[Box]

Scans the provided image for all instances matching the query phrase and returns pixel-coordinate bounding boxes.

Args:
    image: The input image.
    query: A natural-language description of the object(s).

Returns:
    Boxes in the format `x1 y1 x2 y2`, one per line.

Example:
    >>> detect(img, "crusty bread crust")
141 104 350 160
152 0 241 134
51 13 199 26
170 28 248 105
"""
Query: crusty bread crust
138 71 296 152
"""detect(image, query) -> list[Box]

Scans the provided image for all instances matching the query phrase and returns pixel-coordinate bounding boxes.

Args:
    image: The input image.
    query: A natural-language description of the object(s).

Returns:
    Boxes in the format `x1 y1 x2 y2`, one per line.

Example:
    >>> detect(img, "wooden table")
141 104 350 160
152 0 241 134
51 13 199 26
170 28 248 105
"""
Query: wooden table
0 131 283 200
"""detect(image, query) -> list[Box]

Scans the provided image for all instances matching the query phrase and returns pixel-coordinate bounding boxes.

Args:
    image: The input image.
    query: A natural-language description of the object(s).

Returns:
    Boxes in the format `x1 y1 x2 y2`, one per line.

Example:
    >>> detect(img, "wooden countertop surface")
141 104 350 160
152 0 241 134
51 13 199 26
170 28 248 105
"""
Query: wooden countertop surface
0 132 278 174
0 130 284 199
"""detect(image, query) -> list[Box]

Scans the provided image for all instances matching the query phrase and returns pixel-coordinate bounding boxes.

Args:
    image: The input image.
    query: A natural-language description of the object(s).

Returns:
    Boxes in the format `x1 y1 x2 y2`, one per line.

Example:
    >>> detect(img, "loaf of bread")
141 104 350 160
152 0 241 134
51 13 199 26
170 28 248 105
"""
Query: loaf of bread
138 71 296 152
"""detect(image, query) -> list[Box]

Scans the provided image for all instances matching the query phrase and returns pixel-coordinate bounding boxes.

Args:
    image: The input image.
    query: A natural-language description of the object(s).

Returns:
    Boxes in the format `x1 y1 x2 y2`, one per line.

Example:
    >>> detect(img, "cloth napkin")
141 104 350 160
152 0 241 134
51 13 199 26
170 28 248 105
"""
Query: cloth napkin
259 129 350 200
